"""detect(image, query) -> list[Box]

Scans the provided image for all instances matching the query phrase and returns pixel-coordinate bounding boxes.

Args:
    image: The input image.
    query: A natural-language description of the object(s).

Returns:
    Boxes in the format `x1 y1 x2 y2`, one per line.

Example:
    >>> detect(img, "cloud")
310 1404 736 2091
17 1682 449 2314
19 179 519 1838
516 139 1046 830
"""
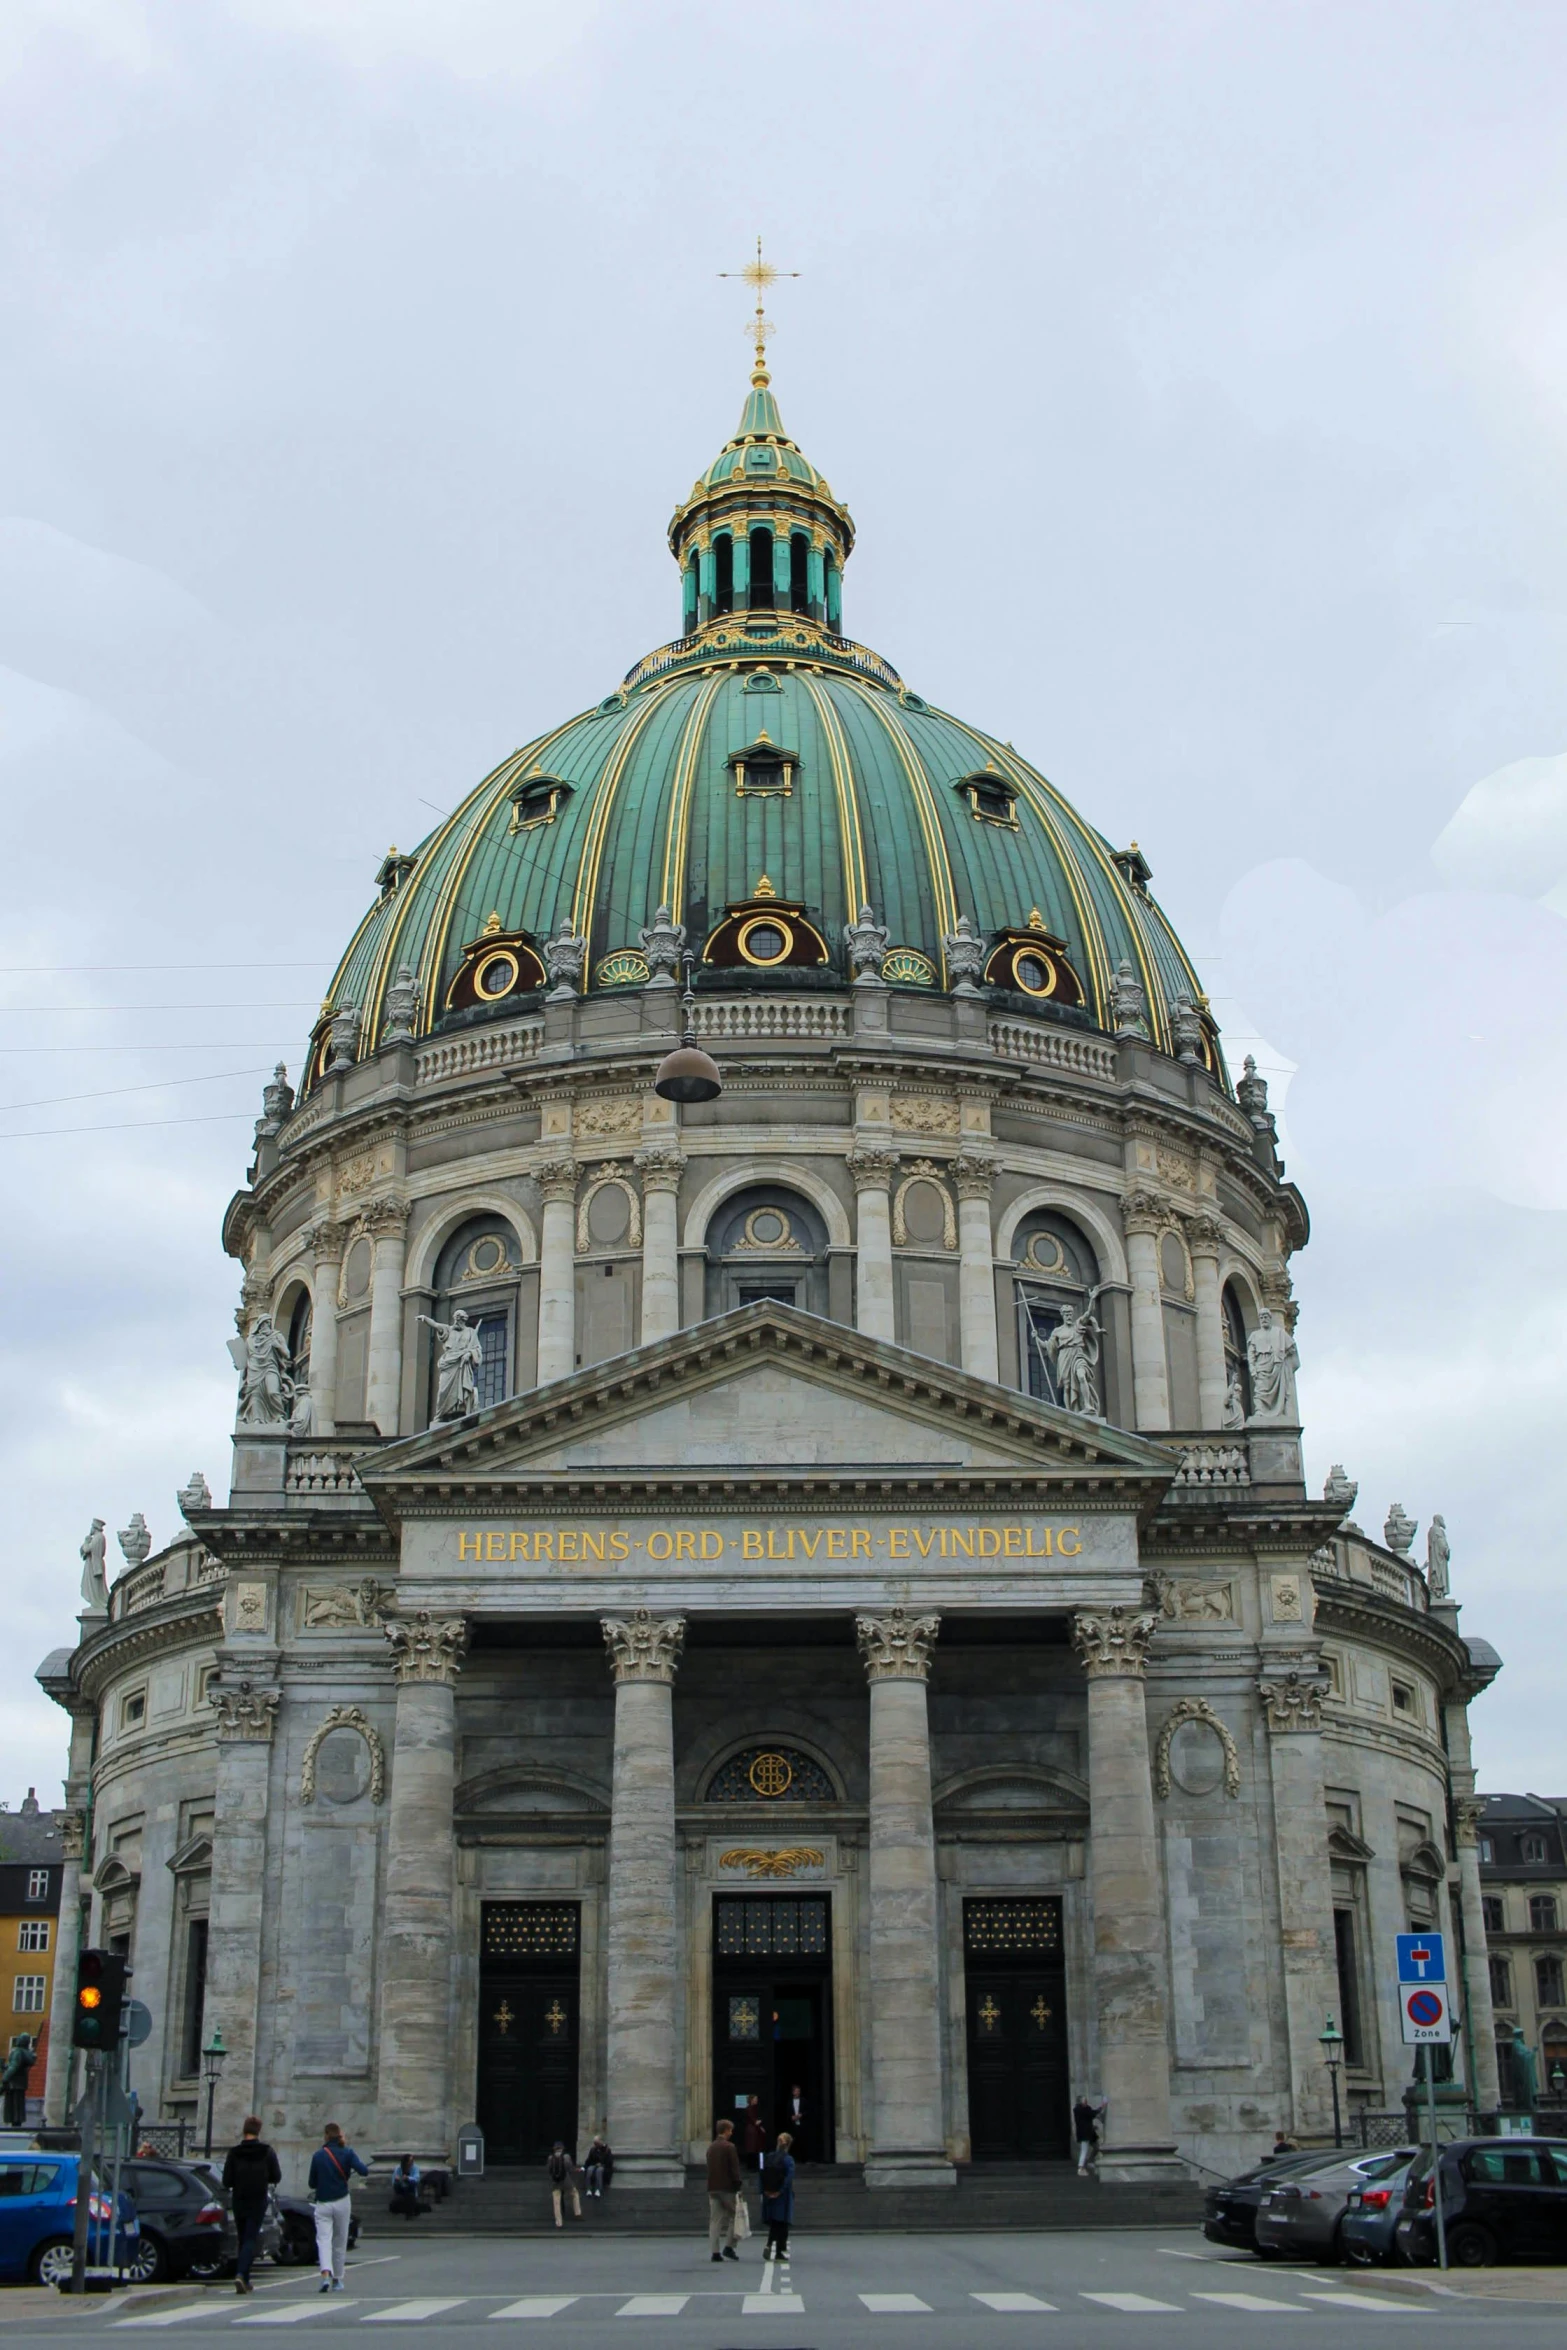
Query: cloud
1430 749 1567 896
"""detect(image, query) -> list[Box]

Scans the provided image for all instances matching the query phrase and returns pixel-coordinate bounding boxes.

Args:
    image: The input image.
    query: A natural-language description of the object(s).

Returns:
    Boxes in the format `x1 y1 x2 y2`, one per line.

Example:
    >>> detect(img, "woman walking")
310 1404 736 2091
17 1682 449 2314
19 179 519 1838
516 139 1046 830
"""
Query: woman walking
308 2122 368 2293
759 2131 795 2269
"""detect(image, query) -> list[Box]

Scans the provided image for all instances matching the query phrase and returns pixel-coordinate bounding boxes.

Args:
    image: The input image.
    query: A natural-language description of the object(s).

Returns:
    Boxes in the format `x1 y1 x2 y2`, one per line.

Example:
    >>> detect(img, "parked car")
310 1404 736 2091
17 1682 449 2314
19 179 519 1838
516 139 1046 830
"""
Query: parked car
121 2158 241 2283
0 2154 139 2286
1204 2151 1356 2252
1395 2136 1567 2268
1341 2162 1418 2266
274 2190 359 2267
1255 2148 1417 2263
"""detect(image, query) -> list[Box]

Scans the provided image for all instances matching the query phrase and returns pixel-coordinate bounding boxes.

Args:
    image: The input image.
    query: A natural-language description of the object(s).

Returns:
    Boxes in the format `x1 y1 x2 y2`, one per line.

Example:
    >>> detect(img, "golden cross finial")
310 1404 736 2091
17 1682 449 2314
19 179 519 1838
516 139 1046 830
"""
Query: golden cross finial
720 236 800 387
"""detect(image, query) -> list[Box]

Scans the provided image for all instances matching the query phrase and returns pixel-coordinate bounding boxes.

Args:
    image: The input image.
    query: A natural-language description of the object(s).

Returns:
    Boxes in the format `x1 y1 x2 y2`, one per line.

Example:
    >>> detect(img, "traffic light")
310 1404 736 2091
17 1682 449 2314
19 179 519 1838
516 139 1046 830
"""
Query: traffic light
71 1950 126 2051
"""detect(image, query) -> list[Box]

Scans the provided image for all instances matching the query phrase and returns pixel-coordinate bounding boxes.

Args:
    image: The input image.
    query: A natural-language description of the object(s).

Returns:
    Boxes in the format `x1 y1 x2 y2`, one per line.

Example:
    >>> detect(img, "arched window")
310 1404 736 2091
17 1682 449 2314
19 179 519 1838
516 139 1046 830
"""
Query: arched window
824 552 841 632
286 1290 313 1393
705 1186 830 1320
683 553 699 635
429 1216 523 1416
1222 1283 1252 1423
1013 1213 1105 1417
789 532 810 615
749 526 774 610
714 534 734 615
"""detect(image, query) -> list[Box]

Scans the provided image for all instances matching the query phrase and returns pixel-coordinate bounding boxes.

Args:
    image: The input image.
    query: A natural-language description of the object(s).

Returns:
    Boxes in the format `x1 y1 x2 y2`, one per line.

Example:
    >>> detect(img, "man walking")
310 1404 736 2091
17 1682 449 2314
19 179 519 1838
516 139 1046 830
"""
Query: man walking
308 2121 368 2292
221 2116 281 2295
546 2142 581 2226
1072 2093 1105 2174
706 2118 743 2263
760 2131 795 2267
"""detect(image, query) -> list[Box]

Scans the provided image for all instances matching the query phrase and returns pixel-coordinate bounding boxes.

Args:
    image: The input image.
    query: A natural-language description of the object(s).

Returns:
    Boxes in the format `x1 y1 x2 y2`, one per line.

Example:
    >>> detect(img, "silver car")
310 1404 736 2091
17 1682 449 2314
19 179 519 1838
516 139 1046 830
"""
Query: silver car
1255 2147 1417 2262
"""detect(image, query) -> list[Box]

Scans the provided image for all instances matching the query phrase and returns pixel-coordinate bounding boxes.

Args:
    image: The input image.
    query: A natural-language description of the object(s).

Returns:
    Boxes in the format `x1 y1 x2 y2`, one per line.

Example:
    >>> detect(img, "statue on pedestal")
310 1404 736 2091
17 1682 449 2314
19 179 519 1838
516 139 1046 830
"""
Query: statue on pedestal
1426 1514 1451 1600
79 1521 108 1611
1 2037 35 2128
1245 1310 1298 1421
1041 1302 1103 1418
230 1316 293 1427
419 1308 486 1422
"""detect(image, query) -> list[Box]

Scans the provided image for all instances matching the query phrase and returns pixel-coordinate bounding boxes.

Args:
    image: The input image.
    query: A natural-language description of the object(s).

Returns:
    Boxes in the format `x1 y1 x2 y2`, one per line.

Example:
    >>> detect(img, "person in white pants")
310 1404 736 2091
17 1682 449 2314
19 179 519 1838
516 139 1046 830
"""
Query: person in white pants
307 2123 368 2291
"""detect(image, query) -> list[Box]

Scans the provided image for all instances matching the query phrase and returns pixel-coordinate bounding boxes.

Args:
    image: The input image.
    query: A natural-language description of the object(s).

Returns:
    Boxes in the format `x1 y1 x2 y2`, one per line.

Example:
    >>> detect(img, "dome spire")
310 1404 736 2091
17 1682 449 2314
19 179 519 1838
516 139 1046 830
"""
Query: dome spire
719 234 799 392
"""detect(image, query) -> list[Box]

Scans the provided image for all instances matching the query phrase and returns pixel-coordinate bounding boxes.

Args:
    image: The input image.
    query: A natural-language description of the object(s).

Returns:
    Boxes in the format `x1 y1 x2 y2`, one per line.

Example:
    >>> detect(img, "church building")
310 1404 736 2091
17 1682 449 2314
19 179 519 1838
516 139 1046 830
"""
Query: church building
38 320 1504 2186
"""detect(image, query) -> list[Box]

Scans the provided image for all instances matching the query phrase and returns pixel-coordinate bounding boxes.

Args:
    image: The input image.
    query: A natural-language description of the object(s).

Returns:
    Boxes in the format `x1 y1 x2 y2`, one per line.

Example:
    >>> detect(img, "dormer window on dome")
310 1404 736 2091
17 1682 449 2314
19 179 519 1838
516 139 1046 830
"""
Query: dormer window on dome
728 729 797 798
508 771 574 834
445 915 547 1013
375 847 417 898
955 769 1019 831
983 918 1085 1008
703 880 830 972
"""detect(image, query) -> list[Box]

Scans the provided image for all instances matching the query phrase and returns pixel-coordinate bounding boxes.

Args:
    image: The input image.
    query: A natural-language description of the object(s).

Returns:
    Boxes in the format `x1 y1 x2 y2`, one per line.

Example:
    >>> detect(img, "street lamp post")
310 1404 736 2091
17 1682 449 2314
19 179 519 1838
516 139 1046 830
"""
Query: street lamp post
1319 2014 1345 2149
201 2030 227 2161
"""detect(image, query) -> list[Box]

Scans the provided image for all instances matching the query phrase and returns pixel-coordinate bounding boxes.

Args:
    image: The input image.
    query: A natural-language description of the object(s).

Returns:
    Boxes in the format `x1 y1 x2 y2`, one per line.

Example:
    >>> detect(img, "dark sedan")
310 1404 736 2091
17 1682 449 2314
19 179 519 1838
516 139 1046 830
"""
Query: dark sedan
1204 2151 1352 2252
120 2160 236 2283
1396 2136 1567 2267
273 2190 360 2267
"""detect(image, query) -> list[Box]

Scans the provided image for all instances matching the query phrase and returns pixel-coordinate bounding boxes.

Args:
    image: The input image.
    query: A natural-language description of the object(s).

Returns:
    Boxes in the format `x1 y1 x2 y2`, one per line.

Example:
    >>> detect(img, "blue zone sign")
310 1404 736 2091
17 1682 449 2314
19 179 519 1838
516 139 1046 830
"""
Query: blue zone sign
1396 1932 1447 1983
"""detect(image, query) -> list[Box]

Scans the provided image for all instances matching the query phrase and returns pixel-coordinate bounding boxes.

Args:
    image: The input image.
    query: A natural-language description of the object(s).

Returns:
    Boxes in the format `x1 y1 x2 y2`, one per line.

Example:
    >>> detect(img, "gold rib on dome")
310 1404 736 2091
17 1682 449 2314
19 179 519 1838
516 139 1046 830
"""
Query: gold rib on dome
795 673 869 918
660 673 728 919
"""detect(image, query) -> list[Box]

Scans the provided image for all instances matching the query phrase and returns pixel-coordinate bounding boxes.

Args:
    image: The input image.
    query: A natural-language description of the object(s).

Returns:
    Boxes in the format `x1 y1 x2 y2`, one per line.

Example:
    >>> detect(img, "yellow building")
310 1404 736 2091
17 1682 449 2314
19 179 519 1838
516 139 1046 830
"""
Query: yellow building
0 1792 68 2119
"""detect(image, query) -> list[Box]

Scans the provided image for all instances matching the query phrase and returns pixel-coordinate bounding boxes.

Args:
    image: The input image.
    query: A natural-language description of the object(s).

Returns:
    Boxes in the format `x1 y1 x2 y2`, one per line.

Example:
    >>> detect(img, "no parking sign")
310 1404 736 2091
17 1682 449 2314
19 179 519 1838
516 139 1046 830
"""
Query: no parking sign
1400 1980 1452 2044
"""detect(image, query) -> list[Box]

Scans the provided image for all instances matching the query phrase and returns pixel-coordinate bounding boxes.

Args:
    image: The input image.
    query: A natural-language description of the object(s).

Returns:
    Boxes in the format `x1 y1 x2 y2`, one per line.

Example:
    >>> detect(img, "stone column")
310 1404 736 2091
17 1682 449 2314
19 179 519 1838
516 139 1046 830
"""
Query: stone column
601 1609 686 2186
857 1607 954 2186
636 1148 684 1346
953 1155 999 1384
1186 1213 1228 1430
1072 1608 1180 2175
305 1219 347 1437
536 1158 578 1383
1258 1665 1341 2137
380 1612 468 2156
204 1678 280 2143
849 1148 898 1344
364 1200 409 1436
1122 1193 1171 1431
1454 1795 1502 2113
42 1799 88 2125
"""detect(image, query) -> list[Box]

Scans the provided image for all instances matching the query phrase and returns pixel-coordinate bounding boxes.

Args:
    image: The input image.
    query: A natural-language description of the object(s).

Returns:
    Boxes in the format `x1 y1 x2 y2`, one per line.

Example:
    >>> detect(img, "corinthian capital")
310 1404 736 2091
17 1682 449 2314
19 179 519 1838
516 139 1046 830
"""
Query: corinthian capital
305 1217 352 1263
536 1156 579 1206
634 1145 686 1195
59 1809 87 1862
1121 1190 1168 1239
952 1152 997 1202
383 1611 468 1686
846 1147 899 1190
1257 1665 1330 1733
856 1607 940 1683
1453 1795 1485 1851
209 1680 281 1741
602 1608 685 1685
1183 1211 1222 1254
1071 1607 1157 1679
363 1195 409 1239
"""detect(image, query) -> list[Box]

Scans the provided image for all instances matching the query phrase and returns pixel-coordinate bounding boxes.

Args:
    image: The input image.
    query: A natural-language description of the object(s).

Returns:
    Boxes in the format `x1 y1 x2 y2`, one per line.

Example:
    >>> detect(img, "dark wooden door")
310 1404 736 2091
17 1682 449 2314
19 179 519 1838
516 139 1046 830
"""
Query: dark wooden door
963 1898 1070 2160
476 1902 580 2163
712 1895 834 2163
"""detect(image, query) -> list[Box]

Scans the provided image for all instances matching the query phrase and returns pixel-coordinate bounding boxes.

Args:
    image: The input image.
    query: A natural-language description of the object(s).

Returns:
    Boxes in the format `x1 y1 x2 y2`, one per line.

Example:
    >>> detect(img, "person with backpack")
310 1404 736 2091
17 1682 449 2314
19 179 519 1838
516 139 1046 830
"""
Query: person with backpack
308 2122 368 2292
760 2131 795 2267
546 2141 581 2226
221 2115 281 2295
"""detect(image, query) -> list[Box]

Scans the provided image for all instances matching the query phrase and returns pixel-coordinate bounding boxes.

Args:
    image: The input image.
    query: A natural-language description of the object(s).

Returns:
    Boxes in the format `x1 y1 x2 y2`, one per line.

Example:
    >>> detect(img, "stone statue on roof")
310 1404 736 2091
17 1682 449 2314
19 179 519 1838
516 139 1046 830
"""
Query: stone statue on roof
79 1520 108 1611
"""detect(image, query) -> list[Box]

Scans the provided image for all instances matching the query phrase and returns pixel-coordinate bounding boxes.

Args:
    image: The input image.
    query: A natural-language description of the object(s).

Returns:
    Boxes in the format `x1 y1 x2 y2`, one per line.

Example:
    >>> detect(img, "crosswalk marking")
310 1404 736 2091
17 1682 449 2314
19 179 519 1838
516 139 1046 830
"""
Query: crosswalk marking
741 2295 805 2315
1193 2293 1305 2312
117 2312 230 2329
1302 2293 1417 2314
1082 2293 1183 2313
236 2306 353 2326
973 2294 1059 2313
615 2299 689 2319
860 2295 933 2313
361 2303 468 2325
488 2301 579 2320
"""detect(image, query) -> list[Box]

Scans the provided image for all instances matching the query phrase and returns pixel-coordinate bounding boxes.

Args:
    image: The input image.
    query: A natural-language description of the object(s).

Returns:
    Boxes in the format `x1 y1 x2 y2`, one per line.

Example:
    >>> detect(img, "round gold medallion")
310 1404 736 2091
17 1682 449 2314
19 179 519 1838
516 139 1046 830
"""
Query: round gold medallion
748 1751 794 1799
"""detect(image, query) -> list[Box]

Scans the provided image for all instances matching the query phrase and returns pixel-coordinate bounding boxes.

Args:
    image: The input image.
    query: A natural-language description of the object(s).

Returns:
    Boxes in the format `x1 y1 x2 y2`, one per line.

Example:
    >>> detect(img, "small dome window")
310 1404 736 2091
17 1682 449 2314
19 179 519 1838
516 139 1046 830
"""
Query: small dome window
982 920 1085 1008
444 916 547 1013
703 882 830 972
954 770 1019 831
749 526 775 610
508 772 573 834
726 728 796 799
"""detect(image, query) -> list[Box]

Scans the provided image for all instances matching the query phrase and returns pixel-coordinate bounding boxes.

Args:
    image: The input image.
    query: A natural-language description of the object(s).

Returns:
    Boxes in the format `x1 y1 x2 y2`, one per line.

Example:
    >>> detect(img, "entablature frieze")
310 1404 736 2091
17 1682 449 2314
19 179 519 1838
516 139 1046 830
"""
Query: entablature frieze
72 1599 225 1704
1311 1589 1474 1696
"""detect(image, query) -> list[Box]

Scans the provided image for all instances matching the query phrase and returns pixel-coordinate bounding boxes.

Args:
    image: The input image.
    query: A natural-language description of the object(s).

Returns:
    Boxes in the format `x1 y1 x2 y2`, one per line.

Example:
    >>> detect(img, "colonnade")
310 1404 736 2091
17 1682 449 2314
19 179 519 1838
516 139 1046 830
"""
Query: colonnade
302 1156 1245 1440
368 1602 1183 2181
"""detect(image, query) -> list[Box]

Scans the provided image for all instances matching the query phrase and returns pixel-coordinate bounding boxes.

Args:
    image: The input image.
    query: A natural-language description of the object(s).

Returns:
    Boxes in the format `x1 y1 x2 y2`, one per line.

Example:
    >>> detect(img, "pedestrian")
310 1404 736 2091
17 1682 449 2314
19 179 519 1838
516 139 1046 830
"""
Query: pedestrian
547 2141 581 2226
742 2094 768 2172
784 2083 806 2158
308 2122 368 2293
705 2118 743 2263
583 2132 613 2198
1072 2094 1105 2174
221 2115 281 2296
760 2131 795 2267
1270 2131 1299 2156
389 2155 423 2220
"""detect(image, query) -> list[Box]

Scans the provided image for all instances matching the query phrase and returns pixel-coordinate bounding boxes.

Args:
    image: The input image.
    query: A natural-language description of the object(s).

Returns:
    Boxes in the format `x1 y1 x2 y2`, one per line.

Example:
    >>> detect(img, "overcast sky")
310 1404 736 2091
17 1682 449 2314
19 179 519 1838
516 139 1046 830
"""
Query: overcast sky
2 0 1565 1805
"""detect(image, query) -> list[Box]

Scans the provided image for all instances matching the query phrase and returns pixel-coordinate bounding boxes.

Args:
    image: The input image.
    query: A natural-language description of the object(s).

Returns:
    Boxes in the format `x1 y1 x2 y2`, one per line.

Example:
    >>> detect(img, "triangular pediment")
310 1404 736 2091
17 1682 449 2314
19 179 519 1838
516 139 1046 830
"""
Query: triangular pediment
362 1301 1177 1518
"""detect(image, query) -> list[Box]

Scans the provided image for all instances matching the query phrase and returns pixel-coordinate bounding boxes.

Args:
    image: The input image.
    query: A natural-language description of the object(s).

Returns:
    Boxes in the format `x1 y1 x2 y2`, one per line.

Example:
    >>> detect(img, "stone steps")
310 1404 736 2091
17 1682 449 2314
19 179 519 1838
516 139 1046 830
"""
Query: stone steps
378 2162 1203 2237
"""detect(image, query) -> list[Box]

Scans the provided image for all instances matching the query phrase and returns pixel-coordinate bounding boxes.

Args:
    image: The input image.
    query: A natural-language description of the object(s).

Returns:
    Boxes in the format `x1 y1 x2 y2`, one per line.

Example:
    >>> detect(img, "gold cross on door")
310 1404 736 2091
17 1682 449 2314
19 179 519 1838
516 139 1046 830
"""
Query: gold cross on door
491 2000 514 2035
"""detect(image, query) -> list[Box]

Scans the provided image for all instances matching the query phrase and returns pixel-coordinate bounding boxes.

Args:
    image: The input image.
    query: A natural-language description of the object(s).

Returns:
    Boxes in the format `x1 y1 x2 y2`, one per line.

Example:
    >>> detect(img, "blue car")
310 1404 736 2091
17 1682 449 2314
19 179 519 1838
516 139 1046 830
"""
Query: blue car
0 2154 139 2286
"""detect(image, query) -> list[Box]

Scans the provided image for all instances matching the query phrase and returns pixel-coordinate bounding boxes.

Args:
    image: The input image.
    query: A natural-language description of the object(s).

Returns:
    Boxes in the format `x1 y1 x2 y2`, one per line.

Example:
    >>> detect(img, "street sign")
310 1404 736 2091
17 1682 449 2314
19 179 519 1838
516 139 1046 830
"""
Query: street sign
1400 1981 1452 2043
122 2000 152 2049
1396 1932 1447 1984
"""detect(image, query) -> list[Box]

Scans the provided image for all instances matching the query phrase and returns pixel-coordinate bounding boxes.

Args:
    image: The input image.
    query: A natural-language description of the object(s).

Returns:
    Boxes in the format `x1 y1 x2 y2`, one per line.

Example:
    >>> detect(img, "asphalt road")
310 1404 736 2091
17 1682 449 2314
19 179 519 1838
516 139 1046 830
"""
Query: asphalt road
11 2231 1567 2349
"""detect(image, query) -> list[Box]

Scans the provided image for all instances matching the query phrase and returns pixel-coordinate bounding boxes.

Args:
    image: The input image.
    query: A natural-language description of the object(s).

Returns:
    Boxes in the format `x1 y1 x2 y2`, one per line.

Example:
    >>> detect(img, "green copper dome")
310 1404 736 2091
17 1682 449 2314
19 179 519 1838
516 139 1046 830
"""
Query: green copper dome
307 371 1215 1089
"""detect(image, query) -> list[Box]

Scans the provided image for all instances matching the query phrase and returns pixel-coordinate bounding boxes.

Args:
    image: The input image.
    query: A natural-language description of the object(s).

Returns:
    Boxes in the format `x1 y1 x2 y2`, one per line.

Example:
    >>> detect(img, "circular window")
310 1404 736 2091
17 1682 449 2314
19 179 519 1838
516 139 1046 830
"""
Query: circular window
737 917 791 966
474 950 520 1000
1012 951 1056 997
1022 1230 1070 1277
464 1233 511 1281
748 1752 794 1798
743 1207 792 1249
